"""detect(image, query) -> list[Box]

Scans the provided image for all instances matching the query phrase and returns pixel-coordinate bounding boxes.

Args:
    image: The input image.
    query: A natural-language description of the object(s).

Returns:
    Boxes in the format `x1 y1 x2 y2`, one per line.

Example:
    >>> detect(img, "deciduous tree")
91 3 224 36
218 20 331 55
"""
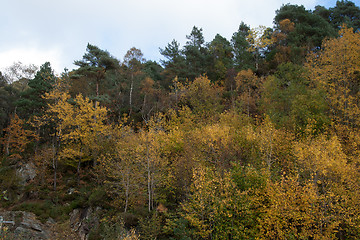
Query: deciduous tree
1 114 36 161
306 26 360 129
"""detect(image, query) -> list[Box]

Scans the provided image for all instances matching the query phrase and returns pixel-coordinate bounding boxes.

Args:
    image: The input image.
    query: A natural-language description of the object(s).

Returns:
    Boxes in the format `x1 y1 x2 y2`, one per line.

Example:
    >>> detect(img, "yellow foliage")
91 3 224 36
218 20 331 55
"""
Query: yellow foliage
260 175 321 239
294 135 347 178
43 83 110 168
271 19 297 64
253 116 293 173
247 25 274 69
306 26 360 128
182 75 223 120
192 123 232 168
1 114 37 161
247 25 274 53
294 134 360 236
235 69 262 117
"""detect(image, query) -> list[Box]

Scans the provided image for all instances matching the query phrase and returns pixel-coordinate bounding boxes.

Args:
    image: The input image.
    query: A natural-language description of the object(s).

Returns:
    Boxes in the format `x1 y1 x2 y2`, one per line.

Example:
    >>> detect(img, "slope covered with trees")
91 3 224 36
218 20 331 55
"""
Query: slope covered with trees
1 1 360 239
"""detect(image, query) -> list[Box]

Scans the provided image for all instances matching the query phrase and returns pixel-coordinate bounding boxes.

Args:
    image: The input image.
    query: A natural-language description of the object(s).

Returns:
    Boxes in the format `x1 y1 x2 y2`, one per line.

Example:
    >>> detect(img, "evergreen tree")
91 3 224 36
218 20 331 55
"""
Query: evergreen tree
274 4 336 51
183 26 210 80
160 39 187 83
73 43 120 105
231 22 254 71
329 0 360 31
16 62 56 119
0 73 18 134
207 34 234 82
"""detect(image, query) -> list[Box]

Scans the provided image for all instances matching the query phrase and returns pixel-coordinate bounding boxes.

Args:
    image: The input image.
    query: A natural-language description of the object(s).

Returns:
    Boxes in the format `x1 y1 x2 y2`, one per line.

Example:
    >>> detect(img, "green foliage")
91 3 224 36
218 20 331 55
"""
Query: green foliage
72 43 120 105
99 215 140 240
231 22 255 71
160 40 187 83
88 186 107 207
181 75 223 120
262 63 329 134
138 212 162 240
274 4 337 50
14 200 72 223
163 215 192 240
207 34 234 81
183 26 211 80
0 162 20 203
0 83 18 132
15 62 56 119
329 0 360 31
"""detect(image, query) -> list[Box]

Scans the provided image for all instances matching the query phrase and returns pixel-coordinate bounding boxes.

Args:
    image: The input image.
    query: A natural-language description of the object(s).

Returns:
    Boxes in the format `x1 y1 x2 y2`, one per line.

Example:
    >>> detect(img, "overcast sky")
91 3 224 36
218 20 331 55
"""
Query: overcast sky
1 0 338 74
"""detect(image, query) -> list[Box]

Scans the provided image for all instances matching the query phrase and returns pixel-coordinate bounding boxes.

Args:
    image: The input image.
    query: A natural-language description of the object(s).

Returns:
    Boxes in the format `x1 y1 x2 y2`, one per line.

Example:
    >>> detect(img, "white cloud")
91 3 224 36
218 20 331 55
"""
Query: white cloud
0 48 63 75
0 0 339 73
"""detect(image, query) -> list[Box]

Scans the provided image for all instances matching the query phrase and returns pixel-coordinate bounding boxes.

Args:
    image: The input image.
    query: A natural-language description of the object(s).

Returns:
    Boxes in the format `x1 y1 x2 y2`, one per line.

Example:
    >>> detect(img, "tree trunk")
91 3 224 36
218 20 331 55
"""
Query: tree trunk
5 134 10 156
53 129 61 192
146 142 151 212
247 86 251 117
52 143 57 191
77 148 82 185
95 80 99 109
129 74 134 117
124 169 130 213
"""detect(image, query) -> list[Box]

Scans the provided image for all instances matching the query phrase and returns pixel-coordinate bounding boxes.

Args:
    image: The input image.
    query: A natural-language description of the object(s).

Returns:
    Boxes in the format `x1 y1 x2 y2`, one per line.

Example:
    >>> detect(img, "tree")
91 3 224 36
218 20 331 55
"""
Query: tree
16 62 56 119
41 81 73 190
294 134 360 237
142 61 165 88
231 22 254 71
274 4 336 52
260 175 320 239
235 69 261 117
1 114 36 161
270 19 298 66
306 26 360 129
246 25 273 70
314 5 331 22
262 63 328 134
43 84 110 186
207 34 234 81
180 166 223 239
123 47 146 117
73 43 120 107
329 0 360 31
99 125 143 213
144 117 168 212
62 94 109 172
2 61 38 84
183 26 210 80
180 165 269 239
270 3 337 70
181 75 223 120
0 78 18 134
140 77 159 121
160 40 187 83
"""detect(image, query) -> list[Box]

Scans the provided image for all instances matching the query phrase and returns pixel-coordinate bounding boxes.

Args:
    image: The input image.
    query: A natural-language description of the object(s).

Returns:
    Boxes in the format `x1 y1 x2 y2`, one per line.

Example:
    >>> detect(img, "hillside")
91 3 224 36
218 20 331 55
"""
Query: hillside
1 1 360 239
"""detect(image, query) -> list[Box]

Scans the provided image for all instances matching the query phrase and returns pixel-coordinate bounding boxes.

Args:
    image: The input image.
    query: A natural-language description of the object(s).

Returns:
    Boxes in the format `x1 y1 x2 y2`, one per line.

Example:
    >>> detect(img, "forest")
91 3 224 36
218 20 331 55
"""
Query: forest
1 0 360 239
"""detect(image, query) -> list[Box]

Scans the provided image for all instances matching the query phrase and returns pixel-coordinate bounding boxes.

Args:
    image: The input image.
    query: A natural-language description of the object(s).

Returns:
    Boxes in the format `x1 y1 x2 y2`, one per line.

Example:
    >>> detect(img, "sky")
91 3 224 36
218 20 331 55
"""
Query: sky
1 0 339 75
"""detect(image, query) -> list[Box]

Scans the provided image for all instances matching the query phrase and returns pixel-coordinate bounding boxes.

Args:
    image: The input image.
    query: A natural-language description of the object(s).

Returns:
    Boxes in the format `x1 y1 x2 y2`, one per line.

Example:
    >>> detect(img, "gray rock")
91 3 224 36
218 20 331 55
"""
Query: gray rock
69 207 100 240
0 211 53 239
16 162 37 186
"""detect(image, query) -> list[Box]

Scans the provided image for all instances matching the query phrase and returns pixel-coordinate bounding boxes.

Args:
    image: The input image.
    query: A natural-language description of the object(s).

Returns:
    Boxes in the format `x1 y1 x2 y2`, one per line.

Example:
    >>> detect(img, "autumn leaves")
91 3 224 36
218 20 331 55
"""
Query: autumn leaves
1 25 360 239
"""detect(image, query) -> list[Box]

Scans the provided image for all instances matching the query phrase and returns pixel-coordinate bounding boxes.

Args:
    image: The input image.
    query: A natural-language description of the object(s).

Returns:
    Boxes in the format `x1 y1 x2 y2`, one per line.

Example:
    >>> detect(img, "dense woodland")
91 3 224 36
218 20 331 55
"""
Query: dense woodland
1 1 360 239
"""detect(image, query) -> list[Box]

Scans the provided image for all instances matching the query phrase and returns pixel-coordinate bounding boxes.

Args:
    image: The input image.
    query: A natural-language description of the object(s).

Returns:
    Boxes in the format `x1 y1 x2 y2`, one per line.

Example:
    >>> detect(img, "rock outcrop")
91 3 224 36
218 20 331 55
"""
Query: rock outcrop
69 207 100 240
0 211 53 239
16 162 37 186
